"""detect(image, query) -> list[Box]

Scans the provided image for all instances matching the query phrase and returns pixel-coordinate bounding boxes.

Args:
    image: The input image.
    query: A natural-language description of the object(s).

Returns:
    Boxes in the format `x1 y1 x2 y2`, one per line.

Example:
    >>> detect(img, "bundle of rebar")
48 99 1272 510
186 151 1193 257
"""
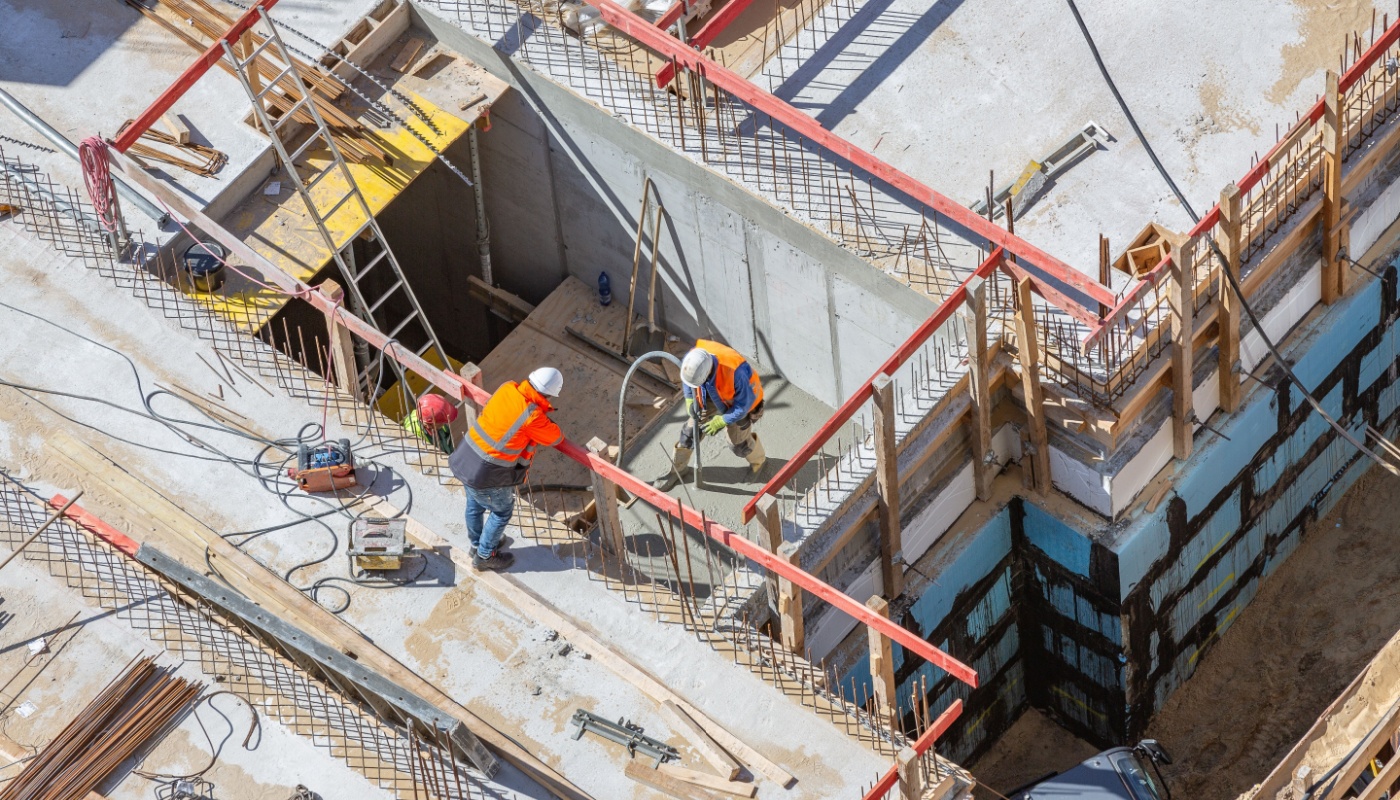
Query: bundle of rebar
0 656 202 800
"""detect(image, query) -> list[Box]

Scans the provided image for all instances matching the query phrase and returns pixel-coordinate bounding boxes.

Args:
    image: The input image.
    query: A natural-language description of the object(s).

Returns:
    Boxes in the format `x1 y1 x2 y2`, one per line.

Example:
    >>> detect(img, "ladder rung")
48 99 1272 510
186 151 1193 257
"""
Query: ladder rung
288 129 330 165
271 100 311 137
353 249 389 279
256 65 298 101
301 162 339 196
366 281 404 316
238 36 278 70
387 313 421 342
415 340 436 356
312 192 356 225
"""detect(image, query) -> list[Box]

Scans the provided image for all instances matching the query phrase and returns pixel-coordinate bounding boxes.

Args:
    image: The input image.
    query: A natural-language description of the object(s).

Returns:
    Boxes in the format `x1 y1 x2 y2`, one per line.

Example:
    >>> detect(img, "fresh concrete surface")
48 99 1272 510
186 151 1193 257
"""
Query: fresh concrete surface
0 0 380 217
0 197 894 797
764 0 1389 277
0 537 393 800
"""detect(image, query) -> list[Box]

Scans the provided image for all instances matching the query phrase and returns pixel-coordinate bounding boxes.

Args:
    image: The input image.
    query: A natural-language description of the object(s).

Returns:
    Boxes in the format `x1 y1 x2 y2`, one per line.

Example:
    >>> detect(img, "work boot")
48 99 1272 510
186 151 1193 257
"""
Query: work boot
651 446 694 490
745 433 768 473
469 535 514 553
473 550 515 572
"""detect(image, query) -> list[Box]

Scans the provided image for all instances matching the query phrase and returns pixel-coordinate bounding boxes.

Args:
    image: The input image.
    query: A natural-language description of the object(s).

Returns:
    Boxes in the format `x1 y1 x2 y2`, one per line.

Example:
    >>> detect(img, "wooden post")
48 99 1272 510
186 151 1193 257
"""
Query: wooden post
587 437 627 555
756 494 785 618
458 362 484 417
866 595 898 736
1169 237 1196 460
317 279 359 400
1323 69 1343 305
896 747 923 800
238 31 264 134
963 277 993 501
776 541 805 653
871 373 904 599
1013 279 1051 494
1098 235 1111 319
1217 183 1243 413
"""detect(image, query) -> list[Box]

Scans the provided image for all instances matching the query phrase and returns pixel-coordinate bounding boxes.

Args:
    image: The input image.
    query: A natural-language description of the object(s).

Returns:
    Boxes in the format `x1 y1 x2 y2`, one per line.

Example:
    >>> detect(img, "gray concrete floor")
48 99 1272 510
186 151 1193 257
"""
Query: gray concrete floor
765 0 1389 275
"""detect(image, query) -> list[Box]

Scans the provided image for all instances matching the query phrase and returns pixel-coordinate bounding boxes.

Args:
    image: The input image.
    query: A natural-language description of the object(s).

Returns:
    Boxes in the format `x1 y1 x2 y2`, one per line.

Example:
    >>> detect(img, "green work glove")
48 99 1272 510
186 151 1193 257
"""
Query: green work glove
685 397 697 417
703 416 727 436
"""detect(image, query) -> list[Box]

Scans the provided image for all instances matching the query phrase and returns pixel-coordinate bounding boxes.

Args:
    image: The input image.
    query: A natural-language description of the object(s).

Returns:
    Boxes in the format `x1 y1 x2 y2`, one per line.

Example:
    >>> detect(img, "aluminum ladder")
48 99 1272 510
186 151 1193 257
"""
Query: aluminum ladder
220 8 449 398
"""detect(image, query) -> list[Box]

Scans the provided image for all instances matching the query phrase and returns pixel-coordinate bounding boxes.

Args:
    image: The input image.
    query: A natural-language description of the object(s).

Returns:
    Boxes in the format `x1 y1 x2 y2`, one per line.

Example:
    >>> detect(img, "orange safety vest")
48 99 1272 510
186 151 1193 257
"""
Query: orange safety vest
697 339 763 407
451 381 563 488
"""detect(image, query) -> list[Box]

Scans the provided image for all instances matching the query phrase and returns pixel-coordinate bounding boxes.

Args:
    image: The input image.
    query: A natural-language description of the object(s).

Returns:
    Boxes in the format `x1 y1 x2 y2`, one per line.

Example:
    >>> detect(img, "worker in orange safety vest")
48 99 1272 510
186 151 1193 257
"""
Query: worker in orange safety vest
652 340 766 490
448 367 565 571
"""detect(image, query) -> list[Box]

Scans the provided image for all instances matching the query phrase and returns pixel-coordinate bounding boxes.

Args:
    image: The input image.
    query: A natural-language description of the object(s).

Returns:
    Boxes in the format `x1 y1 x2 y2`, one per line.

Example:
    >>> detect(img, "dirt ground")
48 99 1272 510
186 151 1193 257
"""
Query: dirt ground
968 465 1400 799
969 708 1099 797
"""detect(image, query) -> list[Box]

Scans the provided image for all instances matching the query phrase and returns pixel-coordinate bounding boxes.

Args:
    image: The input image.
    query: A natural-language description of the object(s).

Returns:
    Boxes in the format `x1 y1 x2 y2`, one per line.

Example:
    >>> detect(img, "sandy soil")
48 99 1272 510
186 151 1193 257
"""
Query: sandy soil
969 708 1100 798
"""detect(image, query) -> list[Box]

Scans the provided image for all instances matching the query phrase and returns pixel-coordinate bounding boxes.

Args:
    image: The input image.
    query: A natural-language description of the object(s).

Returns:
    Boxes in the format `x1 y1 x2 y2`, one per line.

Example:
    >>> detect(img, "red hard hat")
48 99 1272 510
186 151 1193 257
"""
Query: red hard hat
417 393 458 426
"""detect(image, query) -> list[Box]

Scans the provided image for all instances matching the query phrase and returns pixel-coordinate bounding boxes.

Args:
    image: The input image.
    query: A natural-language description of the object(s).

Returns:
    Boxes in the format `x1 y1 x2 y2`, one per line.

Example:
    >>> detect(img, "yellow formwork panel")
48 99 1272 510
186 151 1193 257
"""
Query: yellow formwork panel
199 91 473 333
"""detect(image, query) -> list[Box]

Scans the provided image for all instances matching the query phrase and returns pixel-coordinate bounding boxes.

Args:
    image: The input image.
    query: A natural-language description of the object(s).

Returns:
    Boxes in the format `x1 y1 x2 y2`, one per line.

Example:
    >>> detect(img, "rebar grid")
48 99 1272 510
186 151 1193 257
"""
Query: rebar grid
0 473 486 800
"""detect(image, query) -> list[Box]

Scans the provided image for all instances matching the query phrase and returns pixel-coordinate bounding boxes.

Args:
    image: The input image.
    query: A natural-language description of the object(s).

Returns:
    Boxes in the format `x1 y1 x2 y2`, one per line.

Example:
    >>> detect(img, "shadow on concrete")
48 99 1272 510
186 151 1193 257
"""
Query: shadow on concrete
774 0 968 130
0 1 140 87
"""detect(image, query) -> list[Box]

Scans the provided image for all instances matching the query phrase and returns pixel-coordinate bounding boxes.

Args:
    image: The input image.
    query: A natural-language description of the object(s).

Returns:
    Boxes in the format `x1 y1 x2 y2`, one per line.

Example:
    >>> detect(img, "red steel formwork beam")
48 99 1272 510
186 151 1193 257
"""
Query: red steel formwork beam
113 0 281 152
582 0 1115 313
741 248 1005 523
48 494 141 557
860 700 964 800
102 149 979 690
1084 16 1400 350
655 0 687 33
654 0 760 87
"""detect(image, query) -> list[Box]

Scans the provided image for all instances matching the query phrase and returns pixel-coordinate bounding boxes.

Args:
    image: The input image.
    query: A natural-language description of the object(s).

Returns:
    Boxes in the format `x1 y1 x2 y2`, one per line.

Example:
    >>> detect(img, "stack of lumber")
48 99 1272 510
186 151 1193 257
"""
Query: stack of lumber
123 0 389 164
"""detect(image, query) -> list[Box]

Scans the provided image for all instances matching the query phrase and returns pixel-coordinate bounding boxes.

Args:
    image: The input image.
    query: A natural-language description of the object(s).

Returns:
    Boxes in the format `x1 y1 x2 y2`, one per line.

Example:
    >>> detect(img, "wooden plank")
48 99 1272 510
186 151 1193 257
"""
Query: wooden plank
1014 279 1050 493
1322 701 1400 800
625 760 714 800
40 433 605 800
468 274 535 323
1357 751 1400 800
390 36 426 72
1217 183 1243 413
318 280 361 400
776 541 805 654
659 700 743 781
358 495 799 789
1168 237 1196 460
657 764 757 798
866 595 897 736
1323 69 1343 305
964 276 993 500
160 113 190 144
588 437 628 555
870 373 903 599
756 492 783 620
331 0 411 80
896 747 923 800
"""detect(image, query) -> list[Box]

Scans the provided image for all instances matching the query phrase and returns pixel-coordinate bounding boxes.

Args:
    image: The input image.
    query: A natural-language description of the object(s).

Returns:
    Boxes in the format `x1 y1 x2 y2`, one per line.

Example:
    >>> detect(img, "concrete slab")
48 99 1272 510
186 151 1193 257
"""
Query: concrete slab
0 183 897 798
763 0 1389 275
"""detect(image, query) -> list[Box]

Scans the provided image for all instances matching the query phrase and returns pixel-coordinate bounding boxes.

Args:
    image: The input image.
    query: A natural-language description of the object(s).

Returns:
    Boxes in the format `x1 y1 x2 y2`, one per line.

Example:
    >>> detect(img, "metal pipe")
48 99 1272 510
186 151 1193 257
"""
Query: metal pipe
0 86 168 226
616 351 693 479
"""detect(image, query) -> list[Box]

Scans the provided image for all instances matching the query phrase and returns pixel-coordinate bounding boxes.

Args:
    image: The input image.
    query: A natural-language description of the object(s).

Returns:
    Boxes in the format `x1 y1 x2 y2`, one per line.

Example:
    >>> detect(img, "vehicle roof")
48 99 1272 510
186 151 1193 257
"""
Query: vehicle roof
1012 748 1136 800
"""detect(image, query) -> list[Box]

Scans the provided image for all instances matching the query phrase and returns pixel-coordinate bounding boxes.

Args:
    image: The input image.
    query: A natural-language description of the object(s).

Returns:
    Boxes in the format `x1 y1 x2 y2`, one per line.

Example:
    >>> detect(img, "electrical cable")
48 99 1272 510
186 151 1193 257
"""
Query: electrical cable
133 690 260 782
1066 0 1400 479
0 301 427 614
77 136 120 232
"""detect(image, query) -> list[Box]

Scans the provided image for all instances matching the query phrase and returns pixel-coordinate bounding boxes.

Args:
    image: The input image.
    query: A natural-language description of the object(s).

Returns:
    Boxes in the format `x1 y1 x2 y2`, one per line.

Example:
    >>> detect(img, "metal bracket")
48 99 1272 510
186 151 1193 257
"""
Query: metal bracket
571 709 679 767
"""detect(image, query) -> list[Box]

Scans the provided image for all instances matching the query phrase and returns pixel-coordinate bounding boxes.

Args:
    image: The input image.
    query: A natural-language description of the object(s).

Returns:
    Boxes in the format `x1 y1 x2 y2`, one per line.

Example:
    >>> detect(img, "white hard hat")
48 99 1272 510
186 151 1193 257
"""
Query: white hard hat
680 349 713 388
528 366 563 397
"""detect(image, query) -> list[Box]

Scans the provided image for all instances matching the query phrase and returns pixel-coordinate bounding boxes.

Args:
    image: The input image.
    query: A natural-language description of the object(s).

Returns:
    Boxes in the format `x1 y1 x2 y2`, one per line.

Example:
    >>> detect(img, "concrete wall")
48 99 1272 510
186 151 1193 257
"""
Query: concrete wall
414 4 937 406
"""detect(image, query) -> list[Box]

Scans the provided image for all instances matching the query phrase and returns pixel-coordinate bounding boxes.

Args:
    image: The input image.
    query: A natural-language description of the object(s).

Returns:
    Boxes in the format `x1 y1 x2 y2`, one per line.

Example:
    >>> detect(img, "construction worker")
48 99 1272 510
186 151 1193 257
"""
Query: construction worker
652 341 765 490
403 393 458 454
448 367 565 571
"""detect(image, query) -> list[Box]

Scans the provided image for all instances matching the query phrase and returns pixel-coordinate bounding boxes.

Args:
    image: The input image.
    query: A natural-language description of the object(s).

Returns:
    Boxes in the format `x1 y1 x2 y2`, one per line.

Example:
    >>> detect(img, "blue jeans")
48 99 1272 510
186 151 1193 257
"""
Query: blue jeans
465 485 516 559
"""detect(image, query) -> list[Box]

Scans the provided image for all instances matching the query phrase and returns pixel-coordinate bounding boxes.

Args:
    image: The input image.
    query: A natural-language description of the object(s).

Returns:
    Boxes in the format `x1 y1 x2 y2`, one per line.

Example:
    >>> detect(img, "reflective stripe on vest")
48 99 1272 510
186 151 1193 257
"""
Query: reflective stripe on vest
465 406 535 467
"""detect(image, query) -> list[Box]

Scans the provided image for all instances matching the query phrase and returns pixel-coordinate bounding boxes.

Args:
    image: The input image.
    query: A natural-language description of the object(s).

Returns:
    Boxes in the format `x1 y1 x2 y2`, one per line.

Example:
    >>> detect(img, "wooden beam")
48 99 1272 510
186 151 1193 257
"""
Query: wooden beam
963 276 993 501
657 764 757 798
659 700 743 781
871 373 904 599
866 595 898 736
756 493 784 619
389 36 426 72
1168 237 1197 460
776 541 805 654
1217 183 1243 413
1013 279 1050 493
1098 235 1111 318
467 275 535 324
1322 69 1343 305
624 761 711 800
318 280 360 401
458 361 484 420
160 113 190 144
587 437 627 555
897 747 923 800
